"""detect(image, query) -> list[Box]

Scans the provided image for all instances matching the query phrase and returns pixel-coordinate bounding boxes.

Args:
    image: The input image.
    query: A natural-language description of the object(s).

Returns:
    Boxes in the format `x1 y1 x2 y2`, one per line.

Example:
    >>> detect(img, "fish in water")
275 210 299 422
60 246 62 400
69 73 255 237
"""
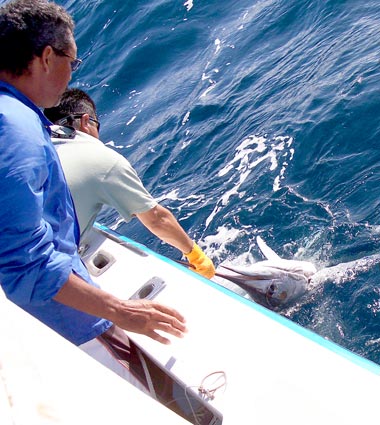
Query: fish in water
215 236 317 310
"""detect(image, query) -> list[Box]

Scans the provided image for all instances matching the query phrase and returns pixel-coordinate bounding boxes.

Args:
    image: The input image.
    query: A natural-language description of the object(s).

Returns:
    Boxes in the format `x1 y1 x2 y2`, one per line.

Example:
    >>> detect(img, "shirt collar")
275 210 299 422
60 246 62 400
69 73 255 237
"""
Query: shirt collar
0 80 53 133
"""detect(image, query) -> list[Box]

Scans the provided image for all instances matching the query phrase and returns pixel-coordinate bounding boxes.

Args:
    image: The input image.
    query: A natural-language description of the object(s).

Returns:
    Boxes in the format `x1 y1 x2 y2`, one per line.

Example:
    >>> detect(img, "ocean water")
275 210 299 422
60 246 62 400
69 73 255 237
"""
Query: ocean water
61 0 380 364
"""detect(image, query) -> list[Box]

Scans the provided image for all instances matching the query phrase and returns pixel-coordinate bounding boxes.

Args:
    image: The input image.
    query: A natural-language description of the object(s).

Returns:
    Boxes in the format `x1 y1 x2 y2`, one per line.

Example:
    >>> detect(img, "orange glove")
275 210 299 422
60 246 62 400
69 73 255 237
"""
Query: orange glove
184 242 215 279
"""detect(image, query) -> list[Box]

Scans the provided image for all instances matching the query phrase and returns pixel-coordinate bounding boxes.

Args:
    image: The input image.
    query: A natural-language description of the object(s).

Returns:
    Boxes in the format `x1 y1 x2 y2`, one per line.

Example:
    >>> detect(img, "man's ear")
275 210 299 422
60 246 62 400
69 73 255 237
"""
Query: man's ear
80 113 91 134
40 45 54 73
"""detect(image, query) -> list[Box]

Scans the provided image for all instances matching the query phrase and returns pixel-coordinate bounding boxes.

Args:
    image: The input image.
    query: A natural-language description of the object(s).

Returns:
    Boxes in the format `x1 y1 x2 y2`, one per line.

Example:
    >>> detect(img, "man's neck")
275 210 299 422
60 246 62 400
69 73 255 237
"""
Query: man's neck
0 68 41 106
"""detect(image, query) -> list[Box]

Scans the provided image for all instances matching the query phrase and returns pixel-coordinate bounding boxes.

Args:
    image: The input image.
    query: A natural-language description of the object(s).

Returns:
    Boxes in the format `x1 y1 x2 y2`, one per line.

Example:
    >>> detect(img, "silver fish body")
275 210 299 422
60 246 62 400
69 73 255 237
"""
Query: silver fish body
215 236 317 310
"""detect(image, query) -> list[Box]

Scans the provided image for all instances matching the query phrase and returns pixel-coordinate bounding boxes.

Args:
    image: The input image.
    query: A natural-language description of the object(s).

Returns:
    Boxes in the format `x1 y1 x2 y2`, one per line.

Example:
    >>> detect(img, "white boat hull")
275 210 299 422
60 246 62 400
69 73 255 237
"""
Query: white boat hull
82 224 380 424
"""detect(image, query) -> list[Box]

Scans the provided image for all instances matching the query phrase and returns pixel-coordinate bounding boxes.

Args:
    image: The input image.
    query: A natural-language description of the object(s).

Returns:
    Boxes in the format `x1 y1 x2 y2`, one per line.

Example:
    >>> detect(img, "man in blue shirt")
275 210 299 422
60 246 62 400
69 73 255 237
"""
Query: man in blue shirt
0 0 186 392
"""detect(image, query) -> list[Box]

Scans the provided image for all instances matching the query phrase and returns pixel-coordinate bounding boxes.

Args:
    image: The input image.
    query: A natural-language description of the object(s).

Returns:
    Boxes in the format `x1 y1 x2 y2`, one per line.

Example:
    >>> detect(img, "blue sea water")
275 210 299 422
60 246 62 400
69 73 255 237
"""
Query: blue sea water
60 0 380 364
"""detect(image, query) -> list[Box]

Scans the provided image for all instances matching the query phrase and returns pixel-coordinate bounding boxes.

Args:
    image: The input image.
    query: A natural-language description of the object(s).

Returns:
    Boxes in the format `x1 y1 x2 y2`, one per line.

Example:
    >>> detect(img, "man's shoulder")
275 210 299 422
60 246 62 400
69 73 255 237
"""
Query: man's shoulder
75 130 106 146
50 126 103 145
0 93 40 125
0 96 49 151
69 131 128 163
0 82 50 127
51 127 128 167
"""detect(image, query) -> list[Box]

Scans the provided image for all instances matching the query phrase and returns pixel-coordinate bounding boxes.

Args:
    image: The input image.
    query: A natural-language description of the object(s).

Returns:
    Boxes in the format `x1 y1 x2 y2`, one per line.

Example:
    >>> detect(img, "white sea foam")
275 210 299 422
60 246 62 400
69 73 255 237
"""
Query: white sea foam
155 189 180 202
125 116 135 126
105 140 124 149
103 18 112 30
214 38 221 54
154 191 205 215
181 111 190 125
205 134 294 228
181 140 191 149
200 81 216 98
184 0 193 12
200 225 244 260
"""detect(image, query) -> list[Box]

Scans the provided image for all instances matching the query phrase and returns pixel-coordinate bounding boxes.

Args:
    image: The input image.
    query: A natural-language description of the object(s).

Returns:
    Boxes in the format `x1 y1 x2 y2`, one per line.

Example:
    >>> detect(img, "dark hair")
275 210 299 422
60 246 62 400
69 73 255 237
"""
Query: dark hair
0 0 74 76
44 88 97 124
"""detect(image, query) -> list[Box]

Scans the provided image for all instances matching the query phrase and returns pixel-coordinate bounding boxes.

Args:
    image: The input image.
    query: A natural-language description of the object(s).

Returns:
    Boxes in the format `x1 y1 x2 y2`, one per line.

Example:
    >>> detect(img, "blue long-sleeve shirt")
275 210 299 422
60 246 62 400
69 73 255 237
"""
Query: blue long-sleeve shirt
0 81 112 345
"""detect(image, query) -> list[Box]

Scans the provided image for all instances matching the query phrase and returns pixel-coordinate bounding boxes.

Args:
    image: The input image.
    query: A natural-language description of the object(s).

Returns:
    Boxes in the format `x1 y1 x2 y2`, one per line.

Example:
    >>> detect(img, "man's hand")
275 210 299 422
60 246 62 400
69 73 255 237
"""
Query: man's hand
111 299 187 345
54 273 187 345
184 242 215 279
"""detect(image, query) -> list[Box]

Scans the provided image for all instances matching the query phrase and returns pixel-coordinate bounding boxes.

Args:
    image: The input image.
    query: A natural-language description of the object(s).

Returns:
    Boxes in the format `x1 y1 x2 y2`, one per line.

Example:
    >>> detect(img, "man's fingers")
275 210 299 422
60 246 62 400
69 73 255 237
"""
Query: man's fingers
147 330 172 345
115 299 188 343
155 320 187 338
148 302 188 334
151 301 186 324
147 320 187 344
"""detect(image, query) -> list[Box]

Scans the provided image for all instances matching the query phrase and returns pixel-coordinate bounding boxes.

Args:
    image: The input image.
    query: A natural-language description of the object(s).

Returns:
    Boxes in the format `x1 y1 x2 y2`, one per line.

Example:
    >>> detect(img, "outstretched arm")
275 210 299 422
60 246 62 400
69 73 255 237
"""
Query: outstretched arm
137 205 215 279
95 154 215 278
53 272 187 344
137 204 193 253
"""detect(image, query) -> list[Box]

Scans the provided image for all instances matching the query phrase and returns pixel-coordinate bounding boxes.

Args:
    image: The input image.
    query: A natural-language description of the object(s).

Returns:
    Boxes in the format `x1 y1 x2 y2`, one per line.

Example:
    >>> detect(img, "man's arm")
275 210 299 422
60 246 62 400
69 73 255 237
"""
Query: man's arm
137 204 193 253
53 273 187 344
136 205 215 279
94 152 215 278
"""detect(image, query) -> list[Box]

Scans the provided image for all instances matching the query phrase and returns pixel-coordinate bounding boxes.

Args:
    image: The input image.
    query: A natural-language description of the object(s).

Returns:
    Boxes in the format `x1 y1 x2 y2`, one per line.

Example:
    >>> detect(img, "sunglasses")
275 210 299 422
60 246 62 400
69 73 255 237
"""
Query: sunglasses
57 114 100 131
51 46 82 72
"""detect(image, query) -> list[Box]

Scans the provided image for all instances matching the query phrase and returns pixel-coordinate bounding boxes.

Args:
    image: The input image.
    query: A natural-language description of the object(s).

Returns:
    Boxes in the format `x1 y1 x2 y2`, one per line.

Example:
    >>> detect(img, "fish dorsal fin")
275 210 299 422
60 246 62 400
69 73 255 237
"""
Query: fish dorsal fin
256 236 282 261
